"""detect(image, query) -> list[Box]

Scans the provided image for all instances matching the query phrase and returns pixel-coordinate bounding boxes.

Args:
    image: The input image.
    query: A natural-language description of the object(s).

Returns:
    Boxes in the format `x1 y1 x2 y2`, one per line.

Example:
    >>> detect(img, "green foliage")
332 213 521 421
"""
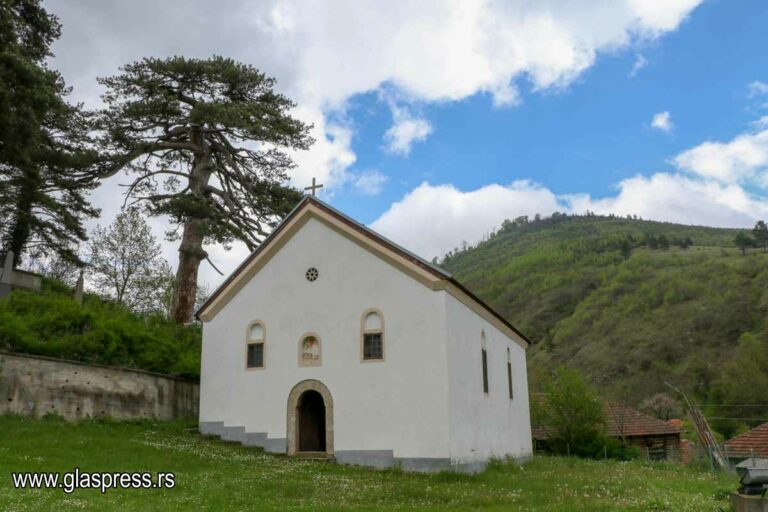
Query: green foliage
753 220 768 252
0 278 200 377
734 231 756 255
709 333 768 438
95 55 313 322
0 0 101 266
88 208 173 313
96 55 311 252
535 366 638 460
539 366 607 450
442 214 768 419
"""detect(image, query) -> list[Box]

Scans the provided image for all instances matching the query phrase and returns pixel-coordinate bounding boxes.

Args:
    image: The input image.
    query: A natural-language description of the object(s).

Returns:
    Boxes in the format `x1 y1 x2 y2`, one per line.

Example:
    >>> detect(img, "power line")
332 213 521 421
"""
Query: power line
697 404 768 408
704 417 768 421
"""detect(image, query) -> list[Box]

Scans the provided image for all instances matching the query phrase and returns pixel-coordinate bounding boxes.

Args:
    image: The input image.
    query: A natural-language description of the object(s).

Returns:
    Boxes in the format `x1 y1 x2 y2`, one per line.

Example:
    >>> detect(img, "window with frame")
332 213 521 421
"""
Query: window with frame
507 347 513 400
361 310 384 361
246 321 265 369
481 330 489 395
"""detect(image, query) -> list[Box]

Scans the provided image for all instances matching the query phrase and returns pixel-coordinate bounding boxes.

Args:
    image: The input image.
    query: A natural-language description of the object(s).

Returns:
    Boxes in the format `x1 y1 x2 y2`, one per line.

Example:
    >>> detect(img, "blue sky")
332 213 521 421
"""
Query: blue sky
46 0 768 286
334 0 767 223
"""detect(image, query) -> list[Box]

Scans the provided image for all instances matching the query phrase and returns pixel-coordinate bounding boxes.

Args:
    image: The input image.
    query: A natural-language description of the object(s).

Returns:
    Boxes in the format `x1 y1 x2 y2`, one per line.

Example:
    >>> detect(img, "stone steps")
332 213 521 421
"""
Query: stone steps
199 421 295 458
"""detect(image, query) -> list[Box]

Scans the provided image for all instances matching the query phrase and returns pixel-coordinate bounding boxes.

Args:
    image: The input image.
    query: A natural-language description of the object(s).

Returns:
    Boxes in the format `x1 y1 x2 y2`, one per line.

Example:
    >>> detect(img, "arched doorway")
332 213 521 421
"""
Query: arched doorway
287 380 334 455
298 390 326 452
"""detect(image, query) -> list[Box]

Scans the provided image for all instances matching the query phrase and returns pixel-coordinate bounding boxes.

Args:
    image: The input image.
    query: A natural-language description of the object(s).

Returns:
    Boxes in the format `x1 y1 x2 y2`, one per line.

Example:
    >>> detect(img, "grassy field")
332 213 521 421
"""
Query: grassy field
0 415 736 511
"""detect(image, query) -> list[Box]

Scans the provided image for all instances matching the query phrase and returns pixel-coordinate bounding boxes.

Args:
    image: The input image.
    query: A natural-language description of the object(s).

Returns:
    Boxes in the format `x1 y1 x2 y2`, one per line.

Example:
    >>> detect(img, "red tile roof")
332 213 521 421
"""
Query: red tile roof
668 418 685 428
532 396 684 440
603 403 684 437
725 422 768 457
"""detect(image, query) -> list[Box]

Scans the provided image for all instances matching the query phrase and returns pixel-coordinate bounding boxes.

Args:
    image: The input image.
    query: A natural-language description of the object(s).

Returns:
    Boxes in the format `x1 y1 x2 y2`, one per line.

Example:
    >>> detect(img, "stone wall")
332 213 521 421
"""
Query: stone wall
0 351 199 421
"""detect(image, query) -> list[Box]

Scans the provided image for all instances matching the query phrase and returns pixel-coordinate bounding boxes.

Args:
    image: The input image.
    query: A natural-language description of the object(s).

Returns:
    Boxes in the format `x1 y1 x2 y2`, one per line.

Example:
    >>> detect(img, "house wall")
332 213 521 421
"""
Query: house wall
627 434 682 461
0 352 198 421
445 294 532 468
199 217 452 468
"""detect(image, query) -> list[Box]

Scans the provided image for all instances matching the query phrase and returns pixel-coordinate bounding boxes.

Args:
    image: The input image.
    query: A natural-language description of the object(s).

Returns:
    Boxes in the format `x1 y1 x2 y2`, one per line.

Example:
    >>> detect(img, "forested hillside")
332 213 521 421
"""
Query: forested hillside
442 214 768 436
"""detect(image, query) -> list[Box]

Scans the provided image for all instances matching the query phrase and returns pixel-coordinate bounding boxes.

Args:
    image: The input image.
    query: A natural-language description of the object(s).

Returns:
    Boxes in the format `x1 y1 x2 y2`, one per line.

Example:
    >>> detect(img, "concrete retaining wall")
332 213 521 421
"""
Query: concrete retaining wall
0 351 199 421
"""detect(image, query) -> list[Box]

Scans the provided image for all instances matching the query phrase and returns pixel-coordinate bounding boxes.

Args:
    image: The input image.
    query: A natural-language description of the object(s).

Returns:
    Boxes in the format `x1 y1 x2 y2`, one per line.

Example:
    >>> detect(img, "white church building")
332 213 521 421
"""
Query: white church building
196 196 532 472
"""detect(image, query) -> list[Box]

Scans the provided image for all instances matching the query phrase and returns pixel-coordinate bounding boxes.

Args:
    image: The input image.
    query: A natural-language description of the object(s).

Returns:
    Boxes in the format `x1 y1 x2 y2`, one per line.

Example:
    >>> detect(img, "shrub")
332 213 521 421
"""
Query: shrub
0 280 200 377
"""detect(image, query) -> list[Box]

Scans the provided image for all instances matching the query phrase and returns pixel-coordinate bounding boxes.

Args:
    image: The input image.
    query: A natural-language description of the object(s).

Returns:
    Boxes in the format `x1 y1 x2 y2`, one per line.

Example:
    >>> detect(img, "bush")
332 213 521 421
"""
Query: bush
0 280 201 377
534 366 639 460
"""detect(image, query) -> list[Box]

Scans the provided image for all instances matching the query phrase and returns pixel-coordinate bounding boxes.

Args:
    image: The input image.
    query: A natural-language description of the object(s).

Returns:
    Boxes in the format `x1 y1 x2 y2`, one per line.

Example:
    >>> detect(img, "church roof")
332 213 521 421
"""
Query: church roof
196 195 530 347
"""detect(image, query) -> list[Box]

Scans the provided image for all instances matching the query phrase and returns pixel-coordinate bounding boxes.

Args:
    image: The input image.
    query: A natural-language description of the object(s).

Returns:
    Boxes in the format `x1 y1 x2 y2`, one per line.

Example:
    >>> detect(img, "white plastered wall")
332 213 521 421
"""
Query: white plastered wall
444 293 532 463
199 216 451 458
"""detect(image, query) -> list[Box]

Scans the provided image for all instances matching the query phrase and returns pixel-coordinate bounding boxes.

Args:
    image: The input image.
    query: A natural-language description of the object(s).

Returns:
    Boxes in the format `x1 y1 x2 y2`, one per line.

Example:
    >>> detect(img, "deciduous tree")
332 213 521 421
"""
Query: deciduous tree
96 56 312 323
539 366 606 454
734 231 755 256
88 208 170 313
640 392 681 421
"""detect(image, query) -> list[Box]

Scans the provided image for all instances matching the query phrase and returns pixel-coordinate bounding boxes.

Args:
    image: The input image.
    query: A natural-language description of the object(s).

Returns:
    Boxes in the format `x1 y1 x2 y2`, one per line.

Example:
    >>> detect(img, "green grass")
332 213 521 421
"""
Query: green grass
0 415 735 511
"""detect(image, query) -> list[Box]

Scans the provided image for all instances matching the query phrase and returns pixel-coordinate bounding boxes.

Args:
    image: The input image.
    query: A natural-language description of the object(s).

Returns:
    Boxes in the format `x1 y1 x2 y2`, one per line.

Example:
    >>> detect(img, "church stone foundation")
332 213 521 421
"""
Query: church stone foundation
197 423 530 474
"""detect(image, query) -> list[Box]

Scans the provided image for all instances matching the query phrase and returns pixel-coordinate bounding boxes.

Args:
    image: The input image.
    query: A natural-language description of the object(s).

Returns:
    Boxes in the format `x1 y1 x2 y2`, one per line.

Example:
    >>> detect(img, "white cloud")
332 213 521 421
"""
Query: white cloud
383 107 433 155
41 0 704 287
673 129 768 184
651 111 673 132
564 173 768 227
371 174 768 261
755 115 768 129
629 53 648 77
371 181 562 259
626 0 703 32
372 120 768 261
748 81 768 97
288 107 357 192
46 0 704 184
350 170 389 196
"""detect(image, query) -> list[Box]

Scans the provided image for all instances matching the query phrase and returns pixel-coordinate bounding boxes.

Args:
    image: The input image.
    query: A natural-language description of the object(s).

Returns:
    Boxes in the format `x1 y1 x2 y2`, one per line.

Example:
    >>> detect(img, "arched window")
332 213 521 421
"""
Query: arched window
507 347 513 400
361 309 384 361
246 321 266 369
299 334 321 367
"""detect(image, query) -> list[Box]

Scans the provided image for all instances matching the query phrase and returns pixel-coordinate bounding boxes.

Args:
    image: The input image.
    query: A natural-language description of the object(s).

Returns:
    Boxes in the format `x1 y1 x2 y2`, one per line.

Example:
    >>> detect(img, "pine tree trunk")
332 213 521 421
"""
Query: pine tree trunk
170 218 206 324
7 169 40 267
170 125 209 324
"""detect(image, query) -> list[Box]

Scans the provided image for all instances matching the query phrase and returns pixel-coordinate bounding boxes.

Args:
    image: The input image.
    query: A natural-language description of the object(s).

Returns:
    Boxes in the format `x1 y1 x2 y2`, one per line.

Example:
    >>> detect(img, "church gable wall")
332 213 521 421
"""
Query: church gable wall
200 216 451 459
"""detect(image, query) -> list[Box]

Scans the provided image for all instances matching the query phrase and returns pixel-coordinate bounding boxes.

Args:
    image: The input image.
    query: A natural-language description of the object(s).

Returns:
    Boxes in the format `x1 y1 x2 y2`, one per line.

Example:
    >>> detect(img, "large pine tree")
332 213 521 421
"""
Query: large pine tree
0 0 101 267
97 56 312 324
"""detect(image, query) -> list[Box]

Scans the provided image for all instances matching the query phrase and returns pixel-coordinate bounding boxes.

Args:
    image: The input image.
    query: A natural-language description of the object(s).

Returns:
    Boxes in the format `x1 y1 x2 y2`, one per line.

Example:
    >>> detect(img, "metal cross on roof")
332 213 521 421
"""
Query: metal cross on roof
304 177 324 197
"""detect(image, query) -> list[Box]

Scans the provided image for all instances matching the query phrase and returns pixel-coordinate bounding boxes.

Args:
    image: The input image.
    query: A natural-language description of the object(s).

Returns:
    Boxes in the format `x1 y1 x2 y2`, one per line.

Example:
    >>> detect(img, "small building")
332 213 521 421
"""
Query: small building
725 422 768 462
533 399 685 461
195 196 533 472
0 251 42 298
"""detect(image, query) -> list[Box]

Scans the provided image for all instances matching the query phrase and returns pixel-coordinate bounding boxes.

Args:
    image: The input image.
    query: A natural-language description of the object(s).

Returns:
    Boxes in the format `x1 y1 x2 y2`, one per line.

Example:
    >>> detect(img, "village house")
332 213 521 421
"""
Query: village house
725 422 768 463
533 400 685 461
0 251 42 299
195 195 533 472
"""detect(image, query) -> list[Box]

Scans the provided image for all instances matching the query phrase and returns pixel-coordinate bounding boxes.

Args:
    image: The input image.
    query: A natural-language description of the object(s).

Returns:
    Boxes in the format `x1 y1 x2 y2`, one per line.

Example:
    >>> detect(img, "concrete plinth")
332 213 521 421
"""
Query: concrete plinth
731 492 768 512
